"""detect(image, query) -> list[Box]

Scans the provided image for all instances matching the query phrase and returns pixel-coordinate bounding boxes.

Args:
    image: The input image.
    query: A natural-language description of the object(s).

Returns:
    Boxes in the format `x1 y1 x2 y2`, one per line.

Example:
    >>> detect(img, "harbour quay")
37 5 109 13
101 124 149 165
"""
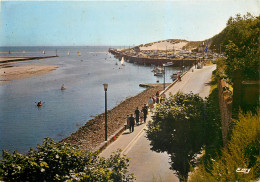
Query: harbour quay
109 48 196 67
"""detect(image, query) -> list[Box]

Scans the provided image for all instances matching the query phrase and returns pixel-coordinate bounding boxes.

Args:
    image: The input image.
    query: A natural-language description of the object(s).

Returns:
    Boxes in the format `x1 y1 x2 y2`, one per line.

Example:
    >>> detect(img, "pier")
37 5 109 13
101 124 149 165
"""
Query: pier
0 56 58 64
109 48 196 67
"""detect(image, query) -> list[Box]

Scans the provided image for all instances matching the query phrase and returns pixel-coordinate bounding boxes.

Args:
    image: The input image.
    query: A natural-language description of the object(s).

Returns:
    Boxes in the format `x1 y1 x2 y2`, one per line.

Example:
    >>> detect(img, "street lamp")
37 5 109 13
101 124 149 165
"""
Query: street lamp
103 83 108 141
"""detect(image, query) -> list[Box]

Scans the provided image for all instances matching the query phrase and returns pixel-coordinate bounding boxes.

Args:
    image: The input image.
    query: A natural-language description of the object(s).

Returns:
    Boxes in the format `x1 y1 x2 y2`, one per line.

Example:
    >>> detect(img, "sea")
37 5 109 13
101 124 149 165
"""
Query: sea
0 46 186 154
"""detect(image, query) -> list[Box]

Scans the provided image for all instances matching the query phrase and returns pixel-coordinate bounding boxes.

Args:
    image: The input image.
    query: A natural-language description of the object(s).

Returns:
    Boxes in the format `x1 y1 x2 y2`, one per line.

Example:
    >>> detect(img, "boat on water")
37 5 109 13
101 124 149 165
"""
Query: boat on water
154 71 164 76
121 57 125 66
171 71 182 80
78 51 81 56
43 50 45 54
164 62 174 67
37 101 43 107
170 73 178 79
67 51 70 56
61 84 66 90
154 68 164 76
152 66 164 73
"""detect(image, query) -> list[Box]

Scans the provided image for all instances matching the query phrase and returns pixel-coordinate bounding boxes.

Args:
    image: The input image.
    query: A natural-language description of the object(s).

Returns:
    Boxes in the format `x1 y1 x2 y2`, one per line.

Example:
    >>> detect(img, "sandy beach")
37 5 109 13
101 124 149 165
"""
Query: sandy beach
0 57 58 85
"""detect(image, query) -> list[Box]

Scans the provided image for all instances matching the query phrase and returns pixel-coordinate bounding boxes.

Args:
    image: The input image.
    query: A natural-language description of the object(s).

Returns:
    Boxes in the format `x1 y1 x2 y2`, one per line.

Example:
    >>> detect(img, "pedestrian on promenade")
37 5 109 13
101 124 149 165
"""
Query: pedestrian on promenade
142 104 148 123
156 91 160 97
126 115 131 133
160 93 166 103
148 97 153 111
178 74 181 81
135 107 140 125
140 111 144 123
156 96 159 104
129 114 135 132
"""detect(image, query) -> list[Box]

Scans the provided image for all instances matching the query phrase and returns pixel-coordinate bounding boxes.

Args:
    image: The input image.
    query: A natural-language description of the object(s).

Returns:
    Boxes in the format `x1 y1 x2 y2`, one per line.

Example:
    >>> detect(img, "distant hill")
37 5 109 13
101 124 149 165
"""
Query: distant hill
137 39 202 51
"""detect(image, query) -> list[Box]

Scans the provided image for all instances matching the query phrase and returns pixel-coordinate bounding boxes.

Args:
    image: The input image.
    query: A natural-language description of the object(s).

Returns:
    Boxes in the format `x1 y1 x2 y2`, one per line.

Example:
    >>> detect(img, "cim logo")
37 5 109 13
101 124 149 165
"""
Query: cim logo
236 168 251 174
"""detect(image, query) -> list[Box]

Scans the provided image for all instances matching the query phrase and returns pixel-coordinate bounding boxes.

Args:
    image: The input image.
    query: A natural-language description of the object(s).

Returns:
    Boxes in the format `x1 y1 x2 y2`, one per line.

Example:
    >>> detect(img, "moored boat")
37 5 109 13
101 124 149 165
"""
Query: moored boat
154 70 164 76
164 62 174 67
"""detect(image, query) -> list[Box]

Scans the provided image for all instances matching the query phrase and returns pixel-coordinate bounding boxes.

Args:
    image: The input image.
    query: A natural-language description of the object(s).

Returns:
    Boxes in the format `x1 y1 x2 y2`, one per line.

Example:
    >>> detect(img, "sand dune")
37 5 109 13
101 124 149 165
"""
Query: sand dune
139 40 188 51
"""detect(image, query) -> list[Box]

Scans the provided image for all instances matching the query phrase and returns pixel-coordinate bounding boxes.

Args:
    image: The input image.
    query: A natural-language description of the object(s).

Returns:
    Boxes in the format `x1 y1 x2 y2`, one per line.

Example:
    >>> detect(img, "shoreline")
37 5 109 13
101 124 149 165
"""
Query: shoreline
61 83 170 152
0 57 58 85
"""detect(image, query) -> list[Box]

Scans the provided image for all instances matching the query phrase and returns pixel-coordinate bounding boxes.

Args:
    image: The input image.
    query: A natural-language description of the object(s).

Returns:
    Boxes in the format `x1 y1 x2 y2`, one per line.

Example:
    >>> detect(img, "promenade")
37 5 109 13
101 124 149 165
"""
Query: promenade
100 64 216 181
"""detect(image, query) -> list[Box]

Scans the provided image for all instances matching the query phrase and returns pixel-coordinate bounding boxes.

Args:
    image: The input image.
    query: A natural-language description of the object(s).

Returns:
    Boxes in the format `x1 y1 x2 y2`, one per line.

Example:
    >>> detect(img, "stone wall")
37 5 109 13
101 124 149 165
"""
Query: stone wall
218 79 233 146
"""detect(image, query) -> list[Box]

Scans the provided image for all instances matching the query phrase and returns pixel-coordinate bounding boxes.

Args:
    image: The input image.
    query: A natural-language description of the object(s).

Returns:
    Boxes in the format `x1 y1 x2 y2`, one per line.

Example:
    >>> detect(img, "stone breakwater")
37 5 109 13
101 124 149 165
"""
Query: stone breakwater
61 84 169 152
109 48 196 66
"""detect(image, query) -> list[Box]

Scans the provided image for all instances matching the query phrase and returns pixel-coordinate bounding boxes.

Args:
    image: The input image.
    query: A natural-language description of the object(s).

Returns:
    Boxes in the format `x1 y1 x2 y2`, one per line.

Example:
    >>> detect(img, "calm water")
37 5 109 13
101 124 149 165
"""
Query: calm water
0 46 184 154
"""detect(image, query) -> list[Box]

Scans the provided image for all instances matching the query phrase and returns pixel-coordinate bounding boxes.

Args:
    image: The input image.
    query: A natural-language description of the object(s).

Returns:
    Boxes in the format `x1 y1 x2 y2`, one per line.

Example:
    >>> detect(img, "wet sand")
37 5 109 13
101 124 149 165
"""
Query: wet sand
0 57 58 85
0 65 58 85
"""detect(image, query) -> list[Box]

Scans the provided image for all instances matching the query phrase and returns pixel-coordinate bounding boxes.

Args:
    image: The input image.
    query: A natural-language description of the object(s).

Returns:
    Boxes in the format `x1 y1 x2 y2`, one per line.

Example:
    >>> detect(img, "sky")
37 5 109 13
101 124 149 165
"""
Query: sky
0 0 259 46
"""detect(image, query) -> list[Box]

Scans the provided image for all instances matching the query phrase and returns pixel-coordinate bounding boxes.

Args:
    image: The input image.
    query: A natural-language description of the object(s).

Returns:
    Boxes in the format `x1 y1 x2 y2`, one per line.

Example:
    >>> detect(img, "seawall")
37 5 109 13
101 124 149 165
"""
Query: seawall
109 48 196 66
0 56 58 64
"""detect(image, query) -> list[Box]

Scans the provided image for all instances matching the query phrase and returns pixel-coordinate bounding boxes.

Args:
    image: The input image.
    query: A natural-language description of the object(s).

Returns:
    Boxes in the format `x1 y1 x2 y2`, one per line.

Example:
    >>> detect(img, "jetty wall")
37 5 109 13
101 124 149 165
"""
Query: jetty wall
109 49 196 67
0 56 58 64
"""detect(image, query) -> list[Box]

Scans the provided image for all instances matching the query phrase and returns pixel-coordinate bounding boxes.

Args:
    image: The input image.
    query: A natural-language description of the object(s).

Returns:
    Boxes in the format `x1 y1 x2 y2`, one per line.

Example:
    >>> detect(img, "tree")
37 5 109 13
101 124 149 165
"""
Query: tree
146 92 205 181
0 138 135 182
224 13 259 81
208 13 259 81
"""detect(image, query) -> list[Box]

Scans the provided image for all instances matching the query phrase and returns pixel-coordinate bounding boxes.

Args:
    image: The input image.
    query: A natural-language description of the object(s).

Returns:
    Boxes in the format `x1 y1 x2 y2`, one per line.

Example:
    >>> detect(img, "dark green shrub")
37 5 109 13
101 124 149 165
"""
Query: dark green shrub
0 138 134 182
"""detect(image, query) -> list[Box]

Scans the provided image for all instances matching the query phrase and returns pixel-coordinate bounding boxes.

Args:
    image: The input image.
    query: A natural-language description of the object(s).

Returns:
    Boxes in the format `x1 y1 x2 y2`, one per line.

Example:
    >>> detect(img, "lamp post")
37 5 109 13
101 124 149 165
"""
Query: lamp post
103 83 108 141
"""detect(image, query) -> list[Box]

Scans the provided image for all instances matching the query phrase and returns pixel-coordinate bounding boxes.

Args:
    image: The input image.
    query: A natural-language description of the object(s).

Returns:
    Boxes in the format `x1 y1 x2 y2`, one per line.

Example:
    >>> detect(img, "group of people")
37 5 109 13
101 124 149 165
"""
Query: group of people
148 91 166 111
126 91 166 133
126 104 148 133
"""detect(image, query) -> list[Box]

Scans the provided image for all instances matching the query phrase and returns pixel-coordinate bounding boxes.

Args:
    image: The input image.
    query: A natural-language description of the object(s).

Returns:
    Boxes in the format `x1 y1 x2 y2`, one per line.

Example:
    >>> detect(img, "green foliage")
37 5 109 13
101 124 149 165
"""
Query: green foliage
189 110 260 182
210 13 259 81
146 92 205 181
202 81 223 170
0 138 135 182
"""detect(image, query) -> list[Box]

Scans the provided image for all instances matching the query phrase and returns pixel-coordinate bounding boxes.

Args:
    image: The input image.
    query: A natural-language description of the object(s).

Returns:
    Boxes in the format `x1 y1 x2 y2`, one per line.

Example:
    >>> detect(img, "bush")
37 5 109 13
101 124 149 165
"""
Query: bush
0 138 135 182
189 110 260 182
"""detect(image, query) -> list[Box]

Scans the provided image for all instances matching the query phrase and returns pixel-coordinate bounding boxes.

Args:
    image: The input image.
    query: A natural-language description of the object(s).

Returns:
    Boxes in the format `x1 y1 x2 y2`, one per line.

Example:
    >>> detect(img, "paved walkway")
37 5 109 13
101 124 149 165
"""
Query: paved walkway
99 65 216 182
100 112 178 182
165 65 216 99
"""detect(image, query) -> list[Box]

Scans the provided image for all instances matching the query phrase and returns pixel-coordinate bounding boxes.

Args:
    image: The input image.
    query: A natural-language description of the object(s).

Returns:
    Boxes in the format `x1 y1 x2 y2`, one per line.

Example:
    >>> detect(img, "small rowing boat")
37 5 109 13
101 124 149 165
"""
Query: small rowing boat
61 84 66 90
37 101 43 107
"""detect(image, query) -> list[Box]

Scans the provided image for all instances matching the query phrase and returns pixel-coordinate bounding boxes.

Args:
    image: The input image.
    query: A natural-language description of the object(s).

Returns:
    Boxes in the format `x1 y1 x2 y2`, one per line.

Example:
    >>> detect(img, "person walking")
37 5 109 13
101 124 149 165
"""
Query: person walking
129 114 135 132
156 96 159 104
148 97 153 111
142 104 148 123
156 91 160 97
135 107 140 125
140 111 144 123
126 115 131 133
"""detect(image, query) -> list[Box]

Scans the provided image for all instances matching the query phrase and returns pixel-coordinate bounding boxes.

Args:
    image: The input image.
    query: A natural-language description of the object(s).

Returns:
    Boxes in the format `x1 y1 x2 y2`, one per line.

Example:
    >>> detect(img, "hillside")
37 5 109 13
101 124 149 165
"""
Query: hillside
137 39 202 51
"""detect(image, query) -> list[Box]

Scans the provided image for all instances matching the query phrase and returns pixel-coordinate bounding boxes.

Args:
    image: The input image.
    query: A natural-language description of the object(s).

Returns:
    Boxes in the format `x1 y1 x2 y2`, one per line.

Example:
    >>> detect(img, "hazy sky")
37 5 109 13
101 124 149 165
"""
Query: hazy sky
0 0 259 46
